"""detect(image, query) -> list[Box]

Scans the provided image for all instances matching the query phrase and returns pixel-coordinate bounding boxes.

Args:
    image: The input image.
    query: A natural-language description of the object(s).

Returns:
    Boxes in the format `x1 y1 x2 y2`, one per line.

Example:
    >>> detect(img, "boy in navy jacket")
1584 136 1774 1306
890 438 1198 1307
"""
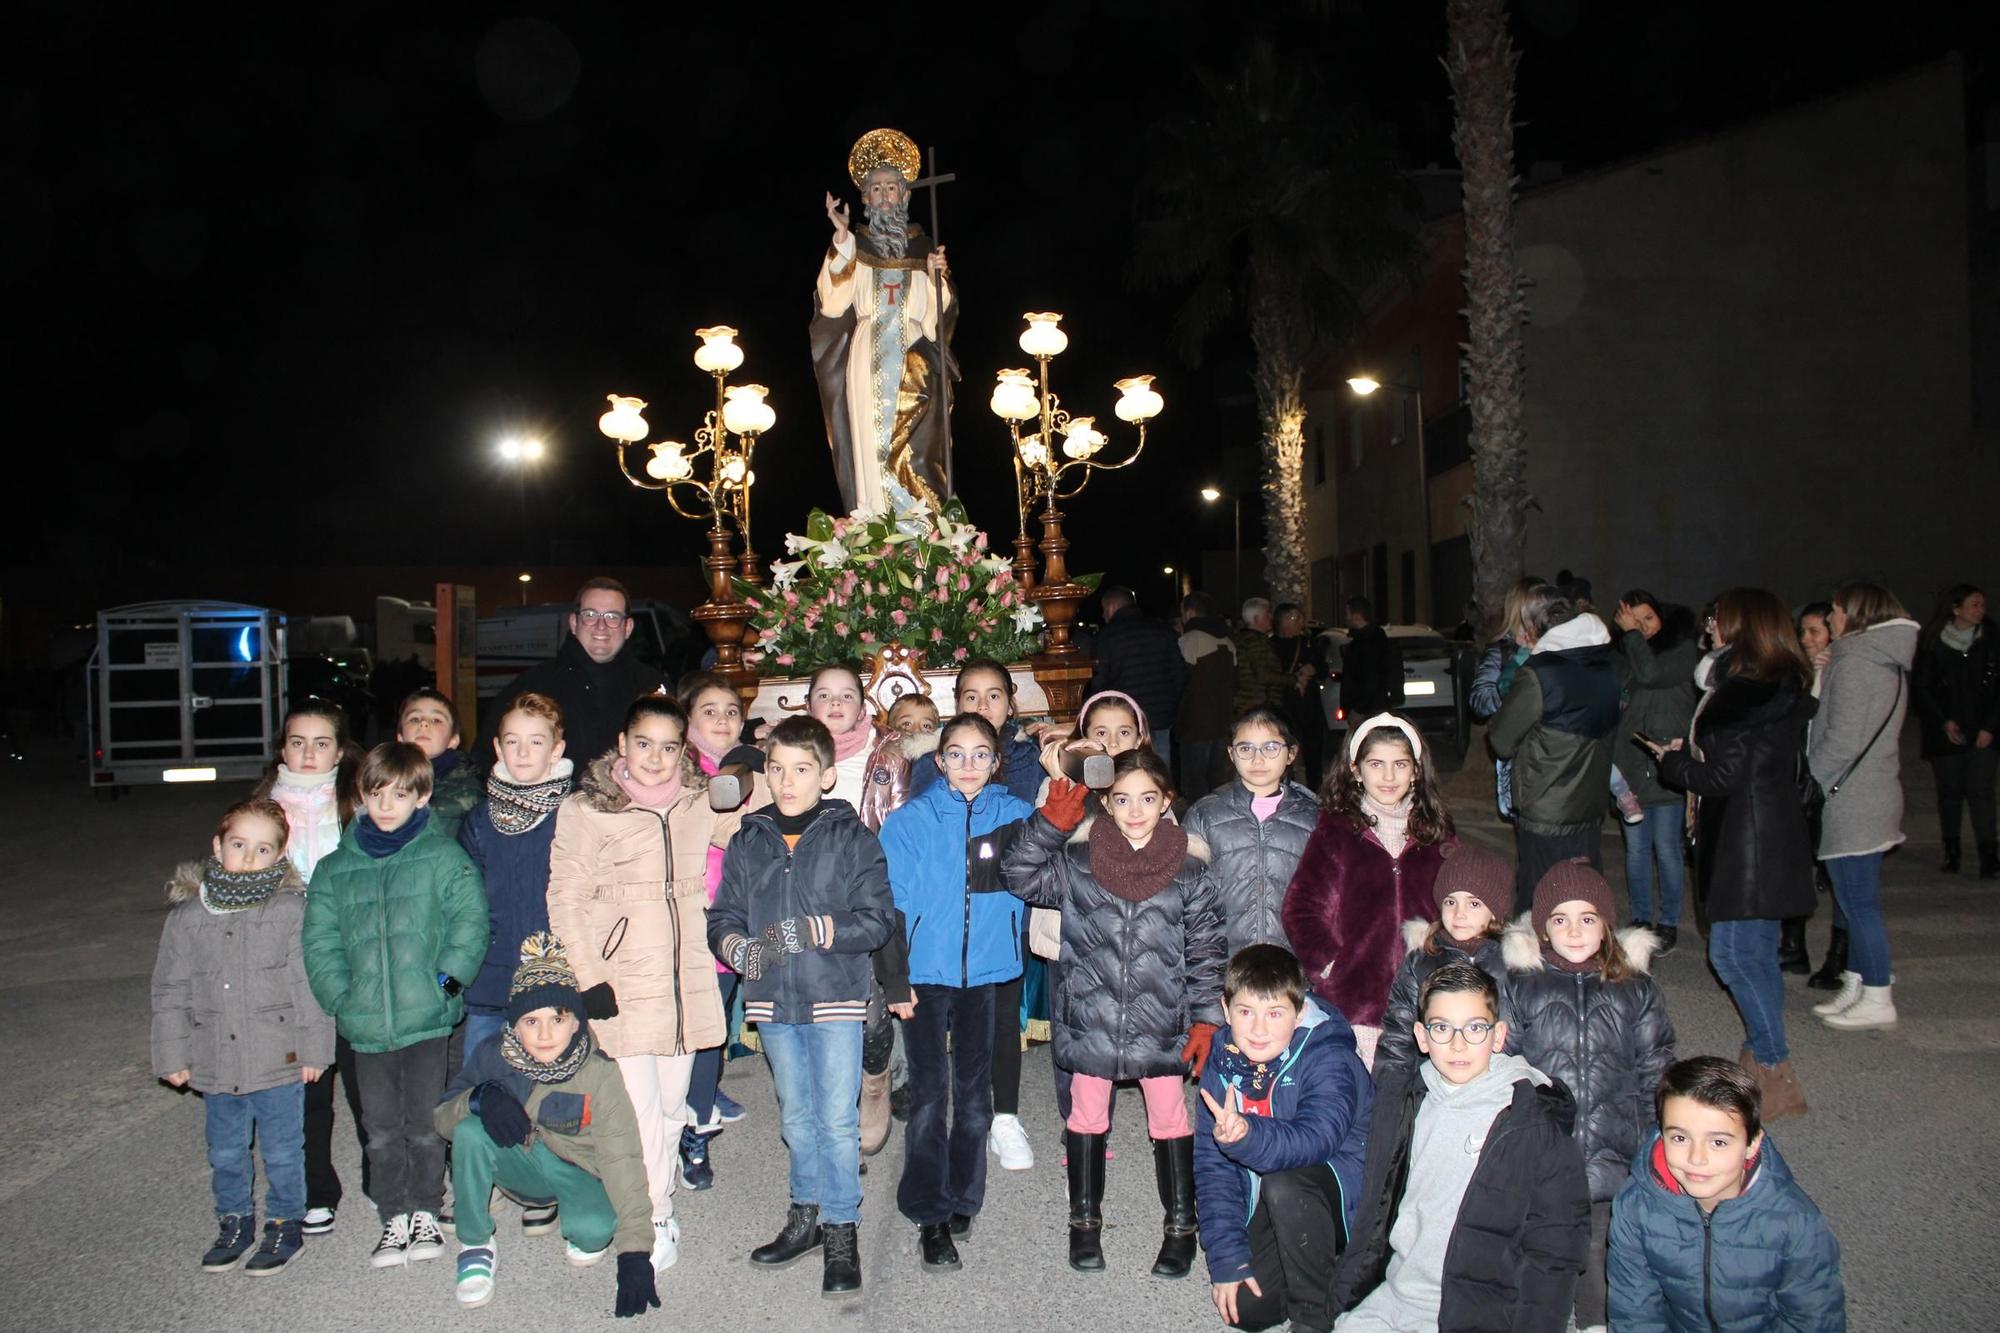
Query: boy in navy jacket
1196 944 1373 1332
878 713 1037 1272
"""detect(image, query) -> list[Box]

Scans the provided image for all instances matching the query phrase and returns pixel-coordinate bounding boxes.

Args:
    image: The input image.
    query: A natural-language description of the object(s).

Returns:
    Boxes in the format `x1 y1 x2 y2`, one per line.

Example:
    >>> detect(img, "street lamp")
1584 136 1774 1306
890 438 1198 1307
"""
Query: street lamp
600 324 775 681
1345 373 1431 625
516 571 532 605
496 436 546 571
1200 485 1243 607
989 311 1163 656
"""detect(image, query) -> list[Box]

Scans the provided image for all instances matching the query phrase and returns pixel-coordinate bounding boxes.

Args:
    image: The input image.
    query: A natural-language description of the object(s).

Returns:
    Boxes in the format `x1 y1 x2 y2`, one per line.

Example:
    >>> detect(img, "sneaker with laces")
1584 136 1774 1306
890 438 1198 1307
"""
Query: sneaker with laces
370 1214 413 1269
565 1239 611 1268
519 1201 559 1236
301 1206 336 1236
714 1088 746 1123
456 1242 497 1308
202 1213 258 1271
680 1126 714 1191
406 1210 447 1263
987 1113 1034 1170
243 1219 304 1276
651 1217 681 1272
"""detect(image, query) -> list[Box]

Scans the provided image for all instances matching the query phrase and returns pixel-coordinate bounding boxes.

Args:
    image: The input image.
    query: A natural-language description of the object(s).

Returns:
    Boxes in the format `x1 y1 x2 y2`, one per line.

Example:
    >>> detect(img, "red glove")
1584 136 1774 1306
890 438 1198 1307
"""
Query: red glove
1042 777 1090 832
1182 1022 1220 1076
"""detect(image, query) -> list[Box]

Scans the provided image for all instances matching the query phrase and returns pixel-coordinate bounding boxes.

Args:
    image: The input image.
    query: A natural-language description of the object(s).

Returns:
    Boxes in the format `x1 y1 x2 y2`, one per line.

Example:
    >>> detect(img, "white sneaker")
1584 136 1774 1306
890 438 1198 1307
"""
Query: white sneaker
406 1210 447 1263
1822 984 1897 1030
455 1241 496 1309
1811 971 1864 1016
301 1207 335 1236
566 1239 611 1268
987 1114 1034 1170
369 1213 412 1269
651 1217 681 1272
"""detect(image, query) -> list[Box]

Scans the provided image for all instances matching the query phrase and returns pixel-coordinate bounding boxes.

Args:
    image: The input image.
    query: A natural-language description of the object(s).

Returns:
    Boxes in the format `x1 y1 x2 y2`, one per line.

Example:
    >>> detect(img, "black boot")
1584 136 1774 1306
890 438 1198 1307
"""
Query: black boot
1807 927 1849 991
1150 1136 1199 1279
918 1222 960 1271
1942 838 1962 873
1777 917 1810 974
750 1203 822 1267
1064 1129 1106 1272
821 1222 861 1297
1979 840 1999 880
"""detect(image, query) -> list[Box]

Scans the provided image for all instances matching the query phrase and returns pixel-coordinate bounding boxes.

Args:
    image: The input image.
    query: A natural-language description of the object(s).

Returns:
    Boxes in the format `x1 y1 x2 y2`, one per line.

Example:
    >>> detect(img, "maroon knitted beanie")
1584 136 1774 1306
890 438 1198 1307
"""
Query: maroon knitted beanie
1532 857 1615 938
1431 840 1516 920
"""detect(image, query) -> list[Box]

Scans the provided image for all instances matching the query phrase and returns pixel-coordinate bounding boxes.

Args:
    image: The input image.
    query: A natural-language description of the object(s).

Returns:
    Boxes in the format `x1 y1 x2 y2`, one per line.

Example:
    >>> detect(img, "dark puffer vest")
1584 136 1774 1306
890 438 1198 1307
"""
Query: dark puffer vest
1002 812 1225 1080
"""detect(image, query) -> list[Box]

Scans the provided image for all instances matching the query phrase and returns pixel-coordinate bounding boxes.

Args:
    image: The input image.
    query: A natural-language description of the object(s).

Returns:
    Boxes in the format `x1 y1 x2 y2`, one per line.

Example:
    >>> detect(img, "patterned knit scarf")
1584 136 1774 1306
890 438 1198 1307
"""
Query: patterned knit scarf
200 858 288 912
500 1023 594 1085
486 759 574 835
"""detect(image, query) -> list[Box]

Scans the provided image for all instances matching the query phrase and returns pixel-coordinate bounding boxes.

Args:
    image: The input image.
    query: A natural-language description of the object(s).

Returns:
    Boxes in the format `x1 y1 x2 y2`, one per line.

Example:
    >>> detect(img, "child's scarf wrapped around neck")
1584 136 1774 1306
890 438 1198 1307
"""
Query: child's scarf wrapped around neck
501 1023 595 1085
1087 816 1189 902
201 857 288 912
614 757 683 810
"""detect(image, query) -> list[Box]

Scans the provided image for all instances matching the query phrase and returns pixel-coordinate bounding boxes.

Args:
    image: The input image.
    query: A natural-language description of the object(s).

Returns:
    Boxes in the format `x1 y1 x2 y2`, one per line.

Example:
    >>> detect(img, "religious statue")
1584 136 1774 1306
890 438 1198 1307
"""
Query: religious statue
810 128 956 515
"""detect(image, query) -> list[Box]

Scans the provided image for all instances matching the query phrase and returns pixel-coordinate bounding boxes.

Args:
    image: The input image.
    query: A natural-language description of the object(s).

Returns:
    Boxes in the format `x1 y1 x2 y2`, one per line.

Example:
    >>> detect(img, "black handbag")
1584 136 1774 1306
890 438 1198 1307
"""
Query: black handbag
1801 668 1904 848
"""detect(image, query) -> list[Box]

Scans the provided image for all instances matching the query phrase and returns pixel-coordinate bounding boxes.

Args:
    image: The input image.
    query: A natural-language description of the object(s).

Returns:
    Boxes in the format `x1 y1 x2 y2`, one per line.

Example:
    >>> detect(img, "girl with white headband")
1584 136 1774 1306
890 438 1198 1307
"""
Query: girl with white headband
1281 713 1458 1068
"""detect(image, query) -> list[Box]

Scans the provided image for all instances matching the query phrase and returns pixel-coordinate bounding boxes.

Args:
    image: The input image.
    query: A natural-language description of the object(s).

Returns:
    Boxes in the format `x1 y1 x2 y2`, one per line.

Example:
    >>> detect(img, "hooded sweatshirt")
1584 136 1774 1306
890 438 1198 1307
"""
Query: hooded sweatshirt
1345 1053 1550 1332
1809 618 1919 859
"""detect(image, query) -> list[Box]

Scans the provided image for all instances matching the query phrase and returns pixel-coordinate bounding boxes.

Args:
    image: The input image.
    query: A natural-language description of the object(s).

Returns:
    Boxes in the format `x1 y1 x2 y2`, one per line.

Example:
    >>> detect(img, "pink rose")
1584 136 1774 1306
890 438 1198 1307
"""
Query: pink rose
931 628 945 642
784 590 799 607
901 596 915 609
999 590 1015 607
952 646 969 662
860 630 876 644
935 566 951 587
957 572 971 592
776 653 795 666
967 598 982 615
834 622 852 638
975 532 989 551
891 609 908 627
933 589 949 604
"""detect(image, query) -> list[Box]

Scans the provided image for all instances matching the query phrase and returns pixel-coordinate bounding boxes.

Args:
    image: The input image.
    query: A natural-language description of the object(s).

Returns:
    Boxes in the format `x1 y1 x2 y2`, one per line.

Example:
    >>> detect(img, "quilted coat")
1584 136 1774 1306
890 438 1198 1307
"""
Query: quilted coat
1280 814 1449 1029
546 752 741 1057
1503 920 1676 1201
1182 777 1320 959
1002 811 1225 1080
1374 921 1515 1074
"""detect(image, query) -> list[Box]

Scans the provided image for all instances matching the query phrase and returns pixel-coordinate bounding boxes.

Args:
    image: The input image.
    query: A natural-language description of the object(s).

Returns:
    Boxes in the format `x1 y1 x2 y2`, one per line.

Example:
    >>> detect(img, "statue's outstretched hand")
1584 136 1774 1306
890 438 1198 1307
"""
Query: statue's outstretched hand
825 192 851 247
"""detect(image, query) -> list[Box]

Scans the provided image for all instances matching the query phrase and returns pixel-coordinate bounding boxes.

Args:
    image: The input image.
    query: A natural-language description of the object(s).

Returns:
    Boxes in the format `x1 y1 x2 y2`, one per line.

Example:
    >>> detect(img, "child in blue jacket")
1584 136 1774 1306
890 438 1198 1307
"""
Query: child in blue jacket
1609 1055 1845 1332
878 713 1036 1272
1196 944 1372 1333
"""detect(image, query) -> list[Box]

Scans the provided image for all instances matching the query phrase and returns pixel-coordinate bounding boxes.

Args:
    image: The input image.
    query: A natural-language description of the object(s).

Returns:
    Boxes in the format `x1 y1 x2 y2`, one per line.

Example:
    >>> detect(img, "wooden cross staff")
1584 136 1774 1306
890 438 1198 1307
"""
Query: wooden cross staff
912 146 958 484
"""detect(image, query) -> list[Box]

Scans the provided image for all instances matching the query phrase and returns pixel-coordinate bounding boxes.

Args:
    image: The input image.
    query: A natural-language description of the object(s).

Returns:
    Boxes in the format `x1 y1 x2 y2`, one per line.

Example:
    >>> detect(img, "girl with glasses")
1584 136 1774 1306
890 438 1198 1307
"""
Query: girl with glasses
875 713 1038 1272
1183 705 1320 963
547 693 746 1276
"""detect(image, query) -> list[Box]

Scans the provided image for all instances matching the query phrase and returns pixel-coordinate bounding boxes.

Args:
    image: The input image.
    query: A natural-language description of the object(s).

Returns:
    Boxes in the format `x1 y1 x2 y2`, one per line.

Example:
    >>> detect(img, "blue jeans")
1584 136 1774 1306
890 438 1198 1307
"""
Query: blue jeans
759 1020 864 1224
1708 919 1789 1065
206 1081 306 1221
1825 853 1892 985
462 1011 507 1065
1622 803 1687 927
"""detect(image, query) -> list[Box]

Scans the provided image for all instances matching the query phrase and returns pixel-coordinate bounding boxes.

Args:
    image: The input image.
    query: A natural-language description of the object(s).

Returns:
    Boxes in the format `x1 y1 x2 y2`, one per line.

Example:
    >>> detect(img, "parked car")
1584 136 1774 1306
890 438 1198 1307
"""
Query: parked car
1316 624 1467 747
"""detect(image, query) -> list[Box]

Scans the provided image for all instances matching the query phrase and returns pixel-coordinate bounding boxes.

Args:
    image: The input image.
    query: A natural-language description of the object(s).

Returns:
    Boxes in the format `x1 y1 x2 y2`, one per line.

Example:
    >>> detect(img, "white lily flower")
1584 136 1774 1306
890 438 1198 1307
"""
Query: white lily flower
770 559 805 590
1011 605 1044 632
815 539 851 569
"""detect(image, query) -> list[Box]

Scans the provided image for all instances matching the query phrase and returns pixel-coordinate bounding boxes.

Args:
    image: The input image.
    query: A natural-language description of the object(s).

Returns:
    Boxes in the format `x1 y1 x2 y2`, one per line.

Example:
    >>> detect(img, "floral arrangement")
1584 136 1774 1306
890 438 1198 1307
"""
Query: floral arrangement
737 489 1074 672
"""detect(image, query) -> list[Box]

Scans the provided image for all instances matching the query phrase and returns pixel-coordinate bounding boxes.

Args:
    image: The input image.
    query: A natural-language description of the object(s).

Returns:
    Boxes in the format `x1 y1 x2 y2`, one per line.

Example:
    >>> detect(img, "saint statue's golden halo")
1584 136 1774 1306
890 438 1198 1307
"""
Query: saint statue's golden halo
848 128 922 189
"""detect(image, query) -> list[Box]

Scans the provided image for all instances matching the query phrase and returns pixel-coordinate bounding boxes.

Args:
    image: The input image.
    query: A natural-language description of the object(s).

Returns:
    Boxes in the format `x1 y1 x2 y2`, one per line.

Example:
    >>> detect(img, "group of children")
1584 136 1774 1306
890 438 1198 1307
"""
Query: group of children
150 655 1847 1329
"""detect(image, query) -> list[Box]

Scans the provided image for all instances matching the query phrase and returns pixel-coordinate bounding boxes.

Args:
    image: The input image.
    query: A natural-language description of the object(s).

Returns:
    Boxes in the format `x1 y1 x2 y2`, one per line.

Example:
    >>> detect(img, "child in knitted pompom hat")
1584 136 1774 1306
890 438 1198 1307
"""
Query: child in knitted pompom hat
435 934 661 1316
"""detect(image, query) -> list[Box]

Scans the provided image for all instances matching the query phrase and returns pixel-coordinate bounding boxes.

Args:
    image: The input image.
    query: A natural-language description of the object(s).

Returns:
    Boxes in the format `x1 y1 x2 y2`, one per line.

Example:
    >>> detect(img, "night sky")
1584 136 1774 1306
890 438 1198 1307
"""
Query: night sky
10 1 1989 622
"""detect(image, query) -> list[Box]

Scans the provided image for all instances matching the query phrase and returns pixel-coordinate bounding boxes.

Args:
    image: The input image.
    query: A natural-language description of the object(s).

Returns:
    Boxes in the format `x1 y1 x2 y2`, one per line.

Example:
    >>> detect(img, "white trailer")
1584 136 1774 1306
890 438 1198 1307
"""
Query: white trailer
87 600 287 794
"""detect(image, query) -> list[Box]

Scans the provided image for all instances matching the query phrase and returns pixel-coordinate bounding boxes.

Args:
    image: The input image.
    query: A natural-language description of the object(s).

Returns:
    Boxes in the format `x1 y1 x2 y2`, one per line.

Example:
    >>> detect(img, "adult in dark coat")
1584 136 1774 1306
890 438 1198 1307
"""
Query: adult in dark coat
1339 596 1400 720
1613 594 1701 938
1914 583 2000 877
1086 585 1189 766
1175 592 1239 801
1652 588 1817 1120
479 579 670 773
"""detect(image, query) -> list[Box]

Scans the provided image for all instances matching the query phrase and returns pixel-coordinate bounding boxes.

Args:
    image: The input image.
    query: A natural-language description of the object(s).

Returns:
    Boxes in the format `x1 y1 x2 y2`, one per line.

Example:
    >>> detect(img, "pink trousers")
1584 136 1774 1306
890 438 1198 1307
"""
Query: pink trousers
1066 1073 1191 1138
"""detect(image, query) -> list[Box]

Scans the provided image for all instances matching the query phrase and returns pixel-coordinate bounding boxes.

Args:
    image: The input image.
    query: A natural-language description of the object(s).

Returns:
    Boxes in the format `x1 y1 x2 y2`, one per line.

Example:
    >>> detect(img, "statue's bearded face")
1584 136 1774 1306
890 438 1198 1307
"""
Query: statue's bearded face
862 167 912 258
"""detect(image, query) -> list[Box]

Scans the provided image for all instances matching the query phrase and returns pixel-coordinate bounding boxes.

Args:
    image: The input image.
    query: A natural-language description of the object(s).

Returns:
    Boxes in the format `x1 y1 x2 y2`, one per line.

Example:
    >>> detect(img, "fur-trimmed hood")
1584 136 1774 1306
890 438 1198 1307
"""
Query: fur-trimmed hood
165 858 304 905
1400 917 1434 953
575 748 707 815
1066 813 1211 863
1501 912 1657 974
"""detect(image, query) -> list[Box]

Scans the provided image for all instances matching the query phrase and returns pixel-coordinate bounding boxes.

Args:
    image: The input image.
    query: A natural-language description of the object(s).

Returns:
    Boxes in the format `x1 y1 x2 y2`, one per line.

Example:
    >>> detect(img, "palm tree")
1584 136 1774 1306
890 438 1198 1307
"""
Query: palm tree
1445 0 1531 616
1131 38 1414 609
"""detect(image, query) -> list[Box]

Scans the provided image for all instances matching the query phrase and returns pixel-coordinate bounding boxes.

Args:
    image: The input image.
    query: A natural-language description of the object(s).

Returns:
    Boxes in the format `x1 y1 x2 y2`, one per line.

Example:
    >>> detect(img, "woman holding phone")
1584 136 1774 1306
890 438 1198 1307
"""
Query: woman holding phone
1647 588 1818 1119
1613 591 1700 952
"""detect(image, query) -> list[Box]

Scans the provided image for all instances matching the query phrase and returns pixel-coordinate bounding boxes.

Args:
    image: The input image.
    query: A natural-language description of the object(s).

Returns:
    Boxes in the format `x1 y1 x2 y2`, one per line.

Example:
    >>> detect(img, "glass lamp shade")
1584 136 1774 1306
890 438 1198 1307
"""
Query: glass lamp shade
1113 374 1164 423
694 325 745 374
719 454 749 485
1018 434 1050 468
1018 312 1068 359
1346 376 1382 396
1060 416 1104 459
989 369 1040 422
646 441 693 481
722 384 775 435
599 394 650 443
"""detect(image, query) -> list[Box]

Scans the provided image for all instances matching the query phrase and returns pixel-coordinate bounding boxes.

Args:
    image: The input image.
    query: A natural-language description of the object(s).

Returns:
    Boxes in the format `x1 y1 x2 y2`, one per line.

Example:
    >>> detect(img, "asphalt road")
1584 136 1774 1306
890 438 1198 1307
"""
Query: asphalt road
0 724 1992 1331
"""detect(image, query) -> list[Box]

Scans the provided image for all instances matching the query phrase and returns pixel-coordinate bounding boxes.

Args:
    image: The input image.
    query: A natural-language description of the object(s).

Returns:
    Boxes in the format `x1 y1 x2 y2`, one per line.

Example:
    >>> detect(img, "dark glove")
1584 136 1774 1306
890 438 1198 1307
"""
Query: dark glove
614 1251 660 1318
474 1080 532 1147
729 924 801 981
1181 1022 1220 1077
581 982 619 1021
1042 777 1090 832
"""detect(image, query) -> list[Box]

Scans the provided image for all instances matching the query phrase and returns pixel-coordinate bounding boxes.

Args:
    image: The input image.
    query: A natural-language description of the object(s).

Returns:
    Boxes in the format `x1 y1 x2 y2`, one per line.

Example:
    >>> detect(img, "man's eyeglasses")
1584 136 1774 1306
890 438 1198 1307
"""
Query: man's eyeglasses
577 608 628 626
1422 1019 1495 1046
1231 741 1292 759
943 749 998 769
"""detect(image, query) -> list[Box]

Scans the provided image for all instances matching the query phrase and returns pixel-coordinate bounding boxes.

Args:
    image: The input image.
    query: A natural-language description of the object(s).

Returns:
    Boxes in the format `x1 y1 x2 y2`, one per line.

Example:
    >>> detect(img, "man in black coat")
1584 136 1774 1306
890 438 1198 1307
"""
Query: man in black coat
1086 585 1189 764
1340 596 1401 721
1329 962 1588 1332
478 577 671 770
